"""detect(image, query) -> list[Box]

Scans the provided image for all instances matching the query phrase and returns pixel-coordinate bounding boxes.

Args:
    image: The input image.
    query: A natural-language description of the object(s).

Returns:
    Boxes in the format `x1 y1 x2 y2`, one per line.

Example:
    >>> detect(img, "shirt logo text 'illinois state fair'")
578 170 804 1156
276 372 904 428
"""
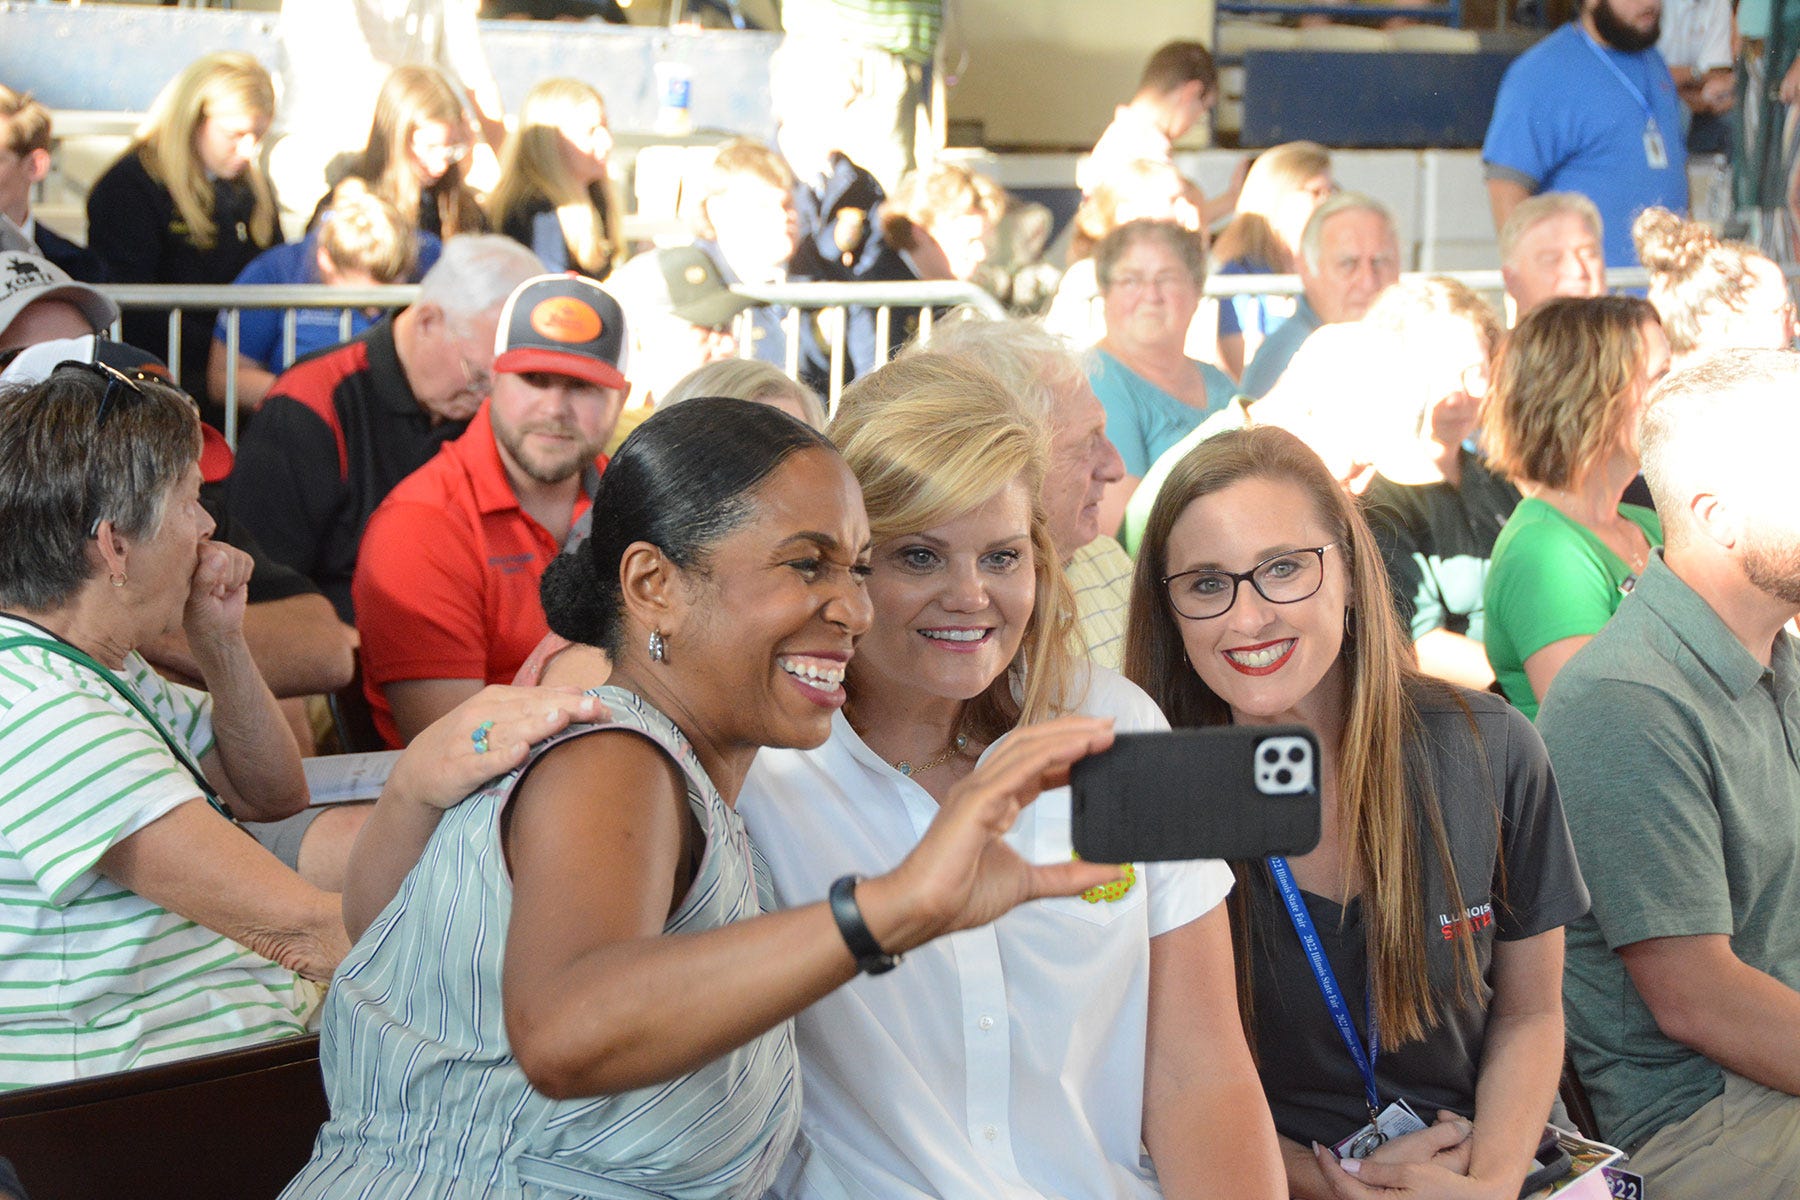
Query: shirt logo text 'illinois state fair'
1438 901 1494 940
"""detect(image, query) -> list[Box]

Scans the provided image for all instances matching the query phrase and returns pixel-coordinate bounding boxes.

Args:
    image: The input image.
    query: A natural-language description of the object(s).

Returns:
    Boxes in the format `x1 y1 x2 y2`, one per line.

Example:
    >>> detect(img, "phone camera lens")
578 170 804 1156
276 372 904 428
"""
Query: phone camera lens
1275 768 1292 785
1263 747 1280 764
1288 747 1306 763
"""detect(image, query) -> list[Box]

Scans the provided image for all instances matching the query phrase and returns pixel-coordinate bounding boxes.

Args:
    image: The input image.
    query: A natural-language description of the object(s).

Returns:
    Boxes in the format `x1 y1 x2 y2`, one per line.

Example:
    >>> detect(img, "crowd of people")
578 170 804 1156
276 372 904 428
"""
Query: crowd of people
0 5 1798 1200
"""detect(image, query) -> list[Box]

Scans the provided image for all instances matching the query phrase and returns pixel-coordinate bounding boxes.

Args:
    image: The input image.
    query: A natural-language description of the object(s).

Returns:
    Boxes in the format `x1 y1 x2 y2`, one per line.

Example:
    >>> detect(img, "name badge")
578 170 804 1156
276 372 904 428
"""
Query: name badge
1604 1167 1646 1199
1644 120 1669 170
1331 1098 1427 1159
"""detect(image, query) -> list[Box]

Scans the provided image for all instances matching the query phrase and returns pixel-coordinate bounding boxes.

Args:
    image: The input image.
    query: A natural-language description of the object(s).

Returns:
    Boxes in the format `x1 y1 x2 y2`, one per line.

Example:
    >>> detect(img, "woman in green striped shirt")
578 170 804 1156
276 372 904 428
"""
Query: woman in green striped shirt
0 361 598 1089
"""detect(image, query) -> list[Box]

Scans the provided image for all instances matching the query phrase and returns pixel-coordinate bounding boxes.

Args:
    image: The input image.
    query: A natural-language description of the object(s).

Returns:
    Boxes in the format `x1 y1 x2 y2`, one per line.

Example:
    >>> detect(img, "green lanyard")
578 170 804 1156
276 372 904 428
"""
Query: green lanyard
0 634 231 821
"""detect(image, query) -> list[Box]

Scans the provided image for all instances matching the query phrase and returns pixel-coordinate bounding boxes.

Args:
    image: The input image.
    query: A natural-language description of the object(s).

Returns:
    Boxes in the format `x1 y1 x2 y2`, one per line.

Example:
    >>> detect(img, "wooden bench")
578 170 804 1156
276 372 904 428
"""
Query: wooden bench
0 1034 327 1200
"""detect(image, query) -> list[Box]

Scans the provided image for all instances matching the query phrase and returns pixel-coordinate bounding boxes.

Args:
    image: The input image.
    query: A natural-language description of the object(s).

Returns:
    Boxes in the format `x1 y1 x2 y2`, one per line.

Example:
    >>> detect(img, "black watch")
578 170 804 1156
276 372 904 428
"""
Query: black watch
828 874 901 975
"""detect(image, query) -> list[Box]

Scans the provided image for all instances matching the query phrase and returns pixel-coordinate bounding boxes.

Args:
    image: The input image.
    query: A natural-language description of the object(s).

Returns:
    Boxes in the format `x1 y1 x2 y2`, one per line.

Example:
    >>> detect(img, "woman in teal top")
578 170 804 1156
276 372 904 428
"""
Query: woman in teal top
283 399 1129 1199
1087 220 1236 534
1481 296 1671 719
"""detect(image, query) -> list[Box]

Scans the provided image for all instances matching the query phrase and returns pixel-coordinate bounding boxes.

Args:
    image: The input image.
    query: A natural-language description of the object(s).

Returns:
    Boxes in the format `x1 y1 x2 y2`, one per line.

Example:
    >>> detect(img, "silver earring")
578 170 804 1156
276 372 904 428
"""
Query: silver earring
648 629 666 663
109 572 126 589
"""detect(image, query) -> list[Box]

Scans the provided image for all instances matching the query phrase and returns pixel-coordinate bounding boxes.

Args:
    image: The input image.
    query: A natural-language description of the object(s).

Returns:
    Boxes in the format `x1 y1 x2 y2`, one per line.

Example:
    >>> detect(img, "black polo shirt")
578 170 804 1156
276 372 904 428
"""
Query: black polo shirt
227 315 467 620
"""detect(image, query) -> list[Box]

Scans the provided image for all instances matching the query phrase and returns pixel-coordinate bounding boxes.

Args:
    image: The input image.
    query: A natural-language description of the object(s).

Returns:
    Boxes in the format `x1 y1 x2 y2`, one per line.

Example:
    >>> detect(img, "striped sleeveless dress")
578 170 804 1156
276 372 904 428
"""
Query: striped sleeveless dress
282 688 801 1200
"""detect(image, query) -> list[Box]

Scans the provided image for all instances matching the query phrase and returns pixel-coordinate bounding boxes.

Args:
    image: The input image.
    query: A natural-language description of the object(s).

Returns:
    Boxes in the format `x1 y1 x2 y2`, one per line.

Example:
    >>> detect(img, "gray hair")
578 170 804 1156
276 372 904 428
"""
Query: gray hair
1499 192 1603 266
904 309 1083 427
659 358 827 430
1640 349 1800 550
1299 191 1395 275
417 234 544 329
0 368 199 609
1094 218 1208 292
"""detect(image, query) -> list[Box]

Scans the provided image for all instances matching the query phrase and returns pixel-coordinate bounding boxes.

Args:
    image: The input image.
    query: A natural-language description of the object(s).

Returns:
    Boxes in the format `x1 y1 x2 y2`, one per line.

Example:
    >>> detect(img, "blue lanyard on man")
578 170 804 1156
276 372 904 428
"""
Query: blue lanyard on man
1577 25 1670 169
1267 855 1382 1128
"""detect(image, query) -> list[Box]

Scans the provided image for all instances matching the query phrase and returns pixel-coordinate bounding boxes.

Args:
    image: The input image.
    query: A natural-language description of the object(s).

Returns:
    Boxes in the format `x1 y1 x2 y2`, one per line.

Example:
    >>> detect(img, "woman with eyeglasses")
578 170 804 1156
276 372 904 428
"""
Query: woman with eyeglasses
87 52 283 425
1126 425 1589 1200
1356 279 1519 693
1480 296 1670 721
334 65 487 242
0 362 602 1088
489 78 627 281
738 356 1285 1199
1088 219 1236 538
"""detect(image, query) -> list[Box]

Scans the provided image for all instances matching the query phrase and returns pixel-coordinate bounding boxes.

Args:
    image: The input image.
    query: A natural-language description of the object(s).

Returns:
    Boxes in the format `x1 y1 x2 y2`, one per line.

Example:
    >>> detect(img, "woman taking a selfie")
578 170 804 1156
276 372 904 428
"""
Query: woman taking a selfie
283 398 1125 1199
739 356 1283 1199
1125 426 1590 1200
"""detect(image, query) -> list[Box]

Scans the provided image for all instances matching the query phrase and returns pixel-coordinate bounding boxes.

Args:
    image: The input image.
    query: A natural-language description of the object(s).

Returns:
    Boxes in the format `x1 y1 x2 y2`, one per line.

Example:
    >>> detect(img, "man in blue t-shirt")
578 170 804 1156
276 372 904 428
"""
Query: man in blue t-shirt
1483 0 1688 269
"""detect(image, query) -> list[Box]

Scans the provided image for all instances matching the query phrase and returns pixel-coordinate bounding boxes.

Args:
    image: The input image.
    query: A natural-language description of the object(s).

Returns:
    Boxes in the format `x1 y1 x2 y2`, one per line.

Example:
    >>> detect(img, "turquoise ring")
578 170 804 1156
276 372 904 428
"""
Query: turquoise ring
472 720 495 754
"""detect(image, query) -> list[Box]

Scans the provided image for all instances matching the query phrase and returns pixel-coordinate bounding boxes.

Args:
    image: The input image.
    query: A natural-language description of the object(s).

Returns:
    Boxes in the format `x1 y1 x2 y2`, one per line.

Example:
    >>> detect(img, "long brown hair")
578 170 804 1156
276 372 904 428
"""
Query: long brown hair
354 65 485 238
1122 426 1483 1045
1209 140 1330 270
487 77 626 279
830 354 1081 743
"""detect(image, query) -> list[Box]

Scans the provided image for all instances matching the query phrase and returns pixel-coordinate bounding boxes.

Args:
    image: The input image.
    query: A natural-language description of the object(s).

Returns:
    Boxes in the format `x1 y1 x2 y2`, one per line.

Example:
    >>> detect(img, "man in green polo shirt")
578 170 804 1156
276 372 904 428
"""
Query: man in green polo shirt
1539 349 1800 1199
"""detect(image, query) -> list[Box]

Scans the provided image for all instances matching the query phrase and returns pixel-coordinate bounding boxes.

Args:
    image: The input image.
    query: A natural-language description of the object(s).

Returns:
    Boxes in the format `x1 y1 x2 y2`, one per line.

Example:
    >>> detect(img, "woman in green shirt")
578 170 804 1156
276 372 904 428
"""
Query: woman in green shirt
1481 296 1671 718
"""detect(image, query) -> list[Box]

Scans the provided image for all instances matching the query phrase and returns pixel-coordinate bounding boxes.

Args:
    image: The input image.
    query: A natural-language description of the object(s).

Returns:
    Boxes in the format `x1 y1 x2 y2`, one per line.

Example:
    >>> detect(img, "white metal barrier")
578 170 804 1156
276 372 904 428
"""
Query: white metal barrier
99 267 1771 446
96 280 1010 442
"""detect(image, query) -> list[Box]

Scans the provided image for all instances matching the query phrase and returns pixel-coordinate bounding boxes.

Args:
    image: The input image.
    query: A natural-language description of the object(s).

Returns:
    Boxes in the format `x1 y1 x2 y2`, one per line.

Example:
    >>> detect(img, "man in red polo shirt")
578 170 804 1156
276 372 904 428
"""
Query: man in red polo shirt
353 274 628 747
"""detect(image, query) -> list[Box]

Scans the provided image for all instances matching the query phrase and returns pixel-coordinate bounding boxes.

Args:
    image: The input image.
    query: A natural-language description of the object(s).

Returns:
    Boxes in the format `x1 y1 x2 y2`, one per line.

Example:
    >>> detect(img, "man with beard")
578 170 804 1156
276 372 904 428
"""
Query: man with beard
1539 349 1800 1199
352 274 627 747
1483 0 1688 269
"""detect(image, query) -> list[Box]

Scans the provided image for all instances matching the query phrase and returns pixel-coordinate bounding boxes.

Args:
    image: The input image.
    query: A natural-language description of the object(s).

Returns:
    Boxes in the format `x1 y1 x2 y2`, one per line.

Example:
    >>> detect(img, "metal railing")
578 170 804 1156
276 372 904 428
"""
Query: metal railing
102 265 1786 445
100 285 419 446
97 279 1009 441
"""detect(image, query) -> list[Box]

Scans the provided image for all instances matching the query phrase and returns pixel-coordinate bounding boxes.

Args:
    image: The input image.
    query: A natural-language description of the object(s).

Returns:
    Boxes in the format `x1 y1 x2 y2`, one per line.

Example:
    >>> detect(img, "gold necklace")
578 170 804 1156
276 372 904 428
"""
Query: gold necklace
895 733 969 778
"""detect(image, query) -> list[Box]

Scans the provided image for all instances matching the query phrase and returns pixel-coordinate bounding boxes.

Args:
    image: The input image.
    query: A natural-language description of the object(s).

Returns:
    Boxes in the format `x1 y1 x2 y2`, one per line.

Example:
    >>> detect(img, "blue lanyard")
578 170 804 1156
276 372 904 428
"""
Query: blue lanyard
1578 26 1655 121
1268 855 1382 1123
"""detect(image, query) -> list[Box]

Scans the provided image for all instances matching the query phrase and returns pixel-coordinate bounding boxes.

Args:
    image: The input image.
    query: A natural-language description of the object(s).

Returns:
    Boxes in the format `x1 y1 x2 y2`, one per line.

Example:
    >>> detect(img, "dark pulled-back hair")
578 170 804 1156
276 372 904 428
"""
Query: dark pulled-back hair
0 367 199 610
541 396 834 655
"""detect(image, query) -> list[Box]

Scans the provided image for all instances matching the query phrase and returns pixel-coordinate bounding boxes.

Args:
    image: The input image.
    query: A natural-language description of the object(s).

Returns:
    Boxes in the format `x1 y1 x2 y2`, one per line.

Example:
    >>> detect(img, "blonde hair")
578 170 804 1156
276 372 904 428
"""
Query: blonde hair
881 162 1005 255
830 354 1081 742
317 180 417 283
487 78 627 279
353 65 484 238
690 138 794 242
1123 426 1483 1045
1481 295 1659 489
131 52 277 251
1633 206 1776 357
660 358 826 429
0 84 51 157
1210 141 1331 269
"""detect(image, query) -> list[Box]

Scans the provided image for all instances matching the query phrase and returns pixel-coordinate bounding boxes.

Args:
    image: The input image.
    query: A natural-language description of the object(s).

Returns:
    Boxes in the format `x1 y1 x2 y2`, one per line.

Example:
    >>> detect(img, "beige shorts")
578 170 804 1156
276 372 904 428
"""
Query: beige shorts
1628 1069 1800 1200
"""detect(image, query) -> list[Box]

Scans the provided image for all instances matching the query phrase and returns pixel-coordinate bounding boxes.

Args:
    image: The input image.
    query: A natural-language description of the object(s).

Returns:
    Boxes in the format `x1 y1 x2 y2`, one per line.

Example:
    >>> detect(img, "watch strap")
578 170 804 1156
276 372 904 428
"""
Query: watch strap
828 874 900 975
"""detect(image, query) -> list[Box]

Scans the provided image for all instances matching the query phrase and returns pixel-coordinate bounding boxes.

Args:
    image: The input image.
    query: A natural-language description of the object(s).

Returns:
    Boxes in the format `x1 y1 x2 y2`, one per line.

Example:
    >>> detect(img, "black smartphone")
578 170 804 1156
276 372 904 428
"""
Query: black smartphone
1070 726 1323 862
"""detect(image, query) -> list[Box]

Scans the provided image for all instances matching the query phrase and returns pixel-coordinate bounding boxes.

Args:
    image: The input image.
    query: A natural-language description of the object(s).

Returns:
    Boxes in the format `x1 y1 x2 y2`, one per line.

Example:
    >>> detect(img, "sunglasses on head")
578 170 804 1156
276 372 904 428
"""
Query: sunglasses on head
53 358 155 431
54 359 163 538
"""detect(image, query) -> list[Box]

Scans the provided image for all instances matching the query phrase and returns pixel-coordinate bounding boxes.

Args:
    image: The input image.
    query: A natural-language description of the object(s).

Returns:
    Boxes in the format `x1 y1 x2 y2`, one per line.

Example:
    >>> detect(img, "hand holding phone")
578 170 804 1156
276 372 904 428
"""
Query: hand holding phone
1070 726 1323 862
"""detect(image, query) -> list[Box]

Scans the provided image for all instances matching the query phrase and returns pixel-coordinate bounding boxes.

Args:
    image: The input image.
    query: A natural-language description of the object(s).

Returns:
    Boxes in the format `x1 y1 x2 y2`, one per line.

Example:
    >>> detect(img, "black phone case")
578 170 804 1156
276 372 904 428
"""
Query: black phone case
1070 726 1323 862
